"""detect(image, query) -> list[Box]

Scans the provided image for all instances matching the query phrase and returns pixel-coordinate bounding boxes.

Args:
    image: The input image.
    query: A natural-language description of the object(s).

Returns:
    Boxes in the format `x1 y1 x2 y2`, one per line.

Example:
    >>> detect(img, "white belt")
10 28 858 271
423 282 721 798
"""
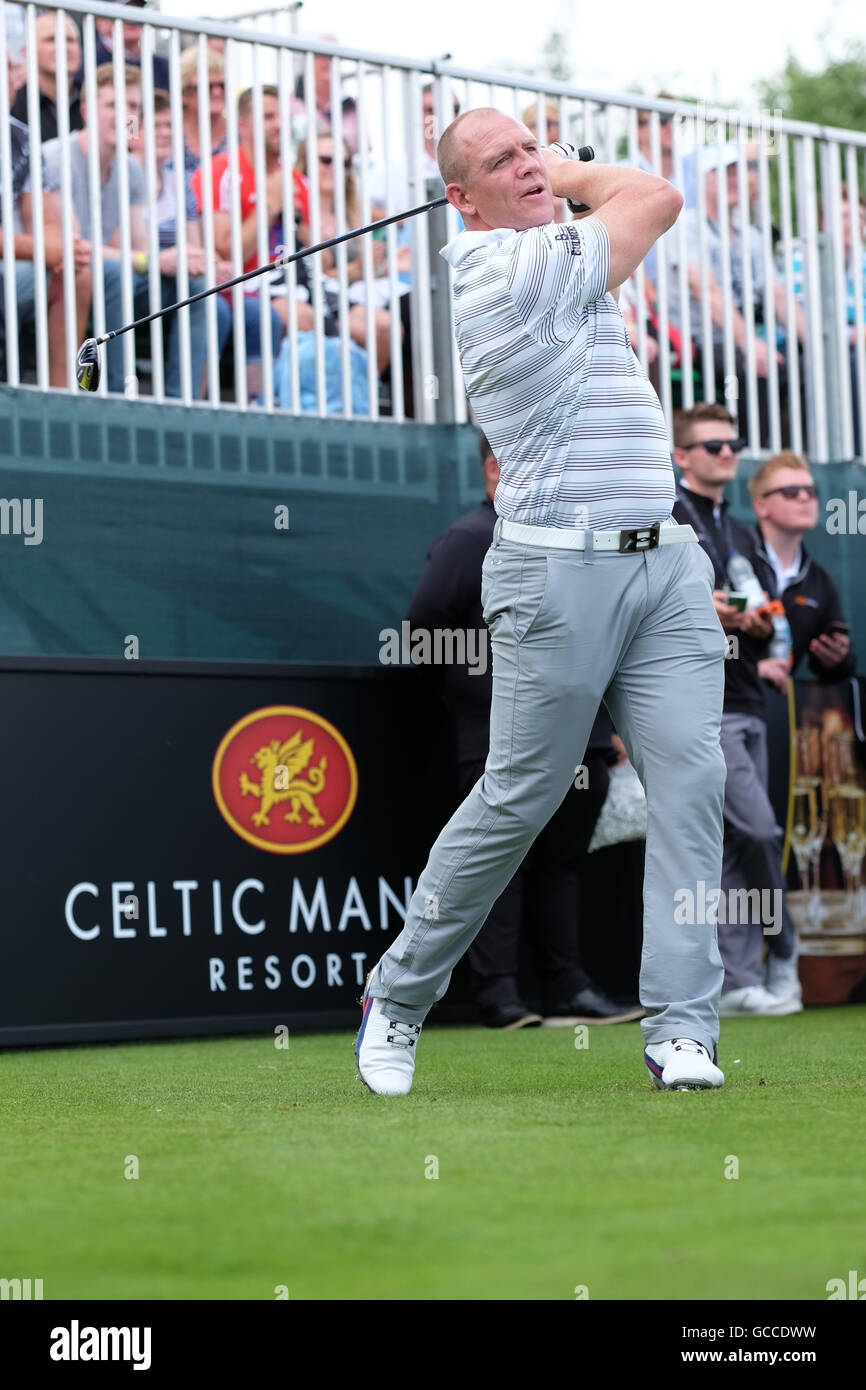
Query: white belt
497 518 697 553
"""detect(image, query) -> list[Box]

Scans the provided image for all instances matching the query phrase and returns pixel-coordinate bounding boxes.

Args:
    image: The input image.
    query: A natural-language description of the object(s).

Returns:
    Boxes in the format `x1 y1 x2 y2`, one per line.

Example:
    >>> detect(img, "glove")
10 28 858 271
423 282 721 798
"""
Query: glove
545 142 590 214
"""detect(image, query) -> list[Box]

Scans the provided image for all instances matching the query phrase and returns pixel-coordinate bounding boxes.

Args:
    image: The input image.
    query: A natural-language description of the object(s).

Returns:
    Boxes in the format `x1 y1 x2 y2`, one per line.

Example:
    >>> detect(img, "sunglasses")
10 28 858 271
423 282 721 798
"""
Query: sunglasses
681 438 747 455
319 155 352 169
760 484 818 500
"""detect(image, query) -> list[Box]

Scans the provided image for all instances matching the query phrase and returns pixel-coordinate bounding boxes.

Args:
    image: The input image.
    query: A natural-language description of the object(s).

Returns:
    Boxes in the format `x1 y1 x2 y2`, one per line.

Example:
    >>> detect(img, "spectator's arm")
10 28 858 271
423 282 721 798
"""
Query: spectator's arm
806 580 856 682
9 191 66 270
213 210 232 262
687 262 747 348
773 275 806 341
102 201 147 260
235 205 271 267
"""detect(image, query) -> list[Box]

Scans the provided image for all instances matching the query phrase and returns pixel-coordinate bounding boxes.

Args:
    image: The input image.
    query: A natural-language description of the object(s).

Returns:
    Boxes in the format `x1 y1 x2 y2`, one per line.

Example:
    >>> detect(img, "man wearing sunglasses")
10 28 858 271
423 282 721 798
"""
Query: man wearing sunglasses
745 451 855 1010
747 453 854 688
672 403 802 1017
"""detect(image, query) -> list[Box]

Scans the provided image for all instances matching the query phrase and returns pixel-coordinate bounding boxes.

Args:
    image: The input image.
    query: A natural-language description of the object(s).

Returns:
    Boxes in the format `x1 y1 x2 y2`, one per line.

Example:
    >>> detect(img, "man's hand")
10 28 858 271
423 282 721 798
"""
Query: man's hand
752 338 785 380
539 145 578 202
740 606 774 640
809 631 851 668
758 657 790 693
712 590 745 631
265 167 285 224
43 234 65 271
183 246 207 278
73 236 92 270
159 246 179 275
610 733 629 764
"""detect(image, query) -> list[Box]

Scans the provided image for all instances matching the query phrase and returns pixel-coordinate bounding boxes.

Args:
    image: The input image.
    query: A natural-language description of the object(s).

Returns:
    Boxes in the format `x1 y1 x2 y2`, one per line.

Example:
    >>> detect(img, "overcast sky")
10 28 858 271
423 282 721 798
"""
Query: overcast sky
169 0 863 107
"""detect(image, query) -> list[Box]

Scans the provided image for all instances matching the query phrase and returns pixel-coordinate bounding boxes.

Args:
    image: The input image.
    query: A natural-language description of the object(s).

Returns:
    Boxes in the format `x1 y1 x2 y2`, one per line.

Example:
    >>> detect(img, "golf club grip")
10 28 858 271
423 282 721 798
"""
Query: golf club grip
564 145 595 214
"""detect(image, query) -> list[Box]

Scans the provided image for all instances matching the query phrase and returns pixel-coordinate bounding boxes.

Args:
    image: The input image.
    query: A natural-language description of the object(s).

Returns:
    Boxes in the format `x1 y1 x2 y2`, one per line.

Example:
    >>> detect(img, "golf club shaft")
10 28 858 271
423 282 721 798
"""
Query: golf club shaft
95 195 449 346
90 144 595 349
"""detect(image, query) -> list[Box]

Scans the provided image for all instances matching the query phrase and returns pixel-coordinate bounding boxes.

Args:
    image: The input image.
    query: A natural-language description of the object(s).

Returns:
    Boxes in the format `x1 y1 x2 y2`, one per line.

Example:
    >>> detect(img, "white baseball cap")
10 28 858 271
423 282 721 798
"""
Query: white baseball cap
699 142 741 175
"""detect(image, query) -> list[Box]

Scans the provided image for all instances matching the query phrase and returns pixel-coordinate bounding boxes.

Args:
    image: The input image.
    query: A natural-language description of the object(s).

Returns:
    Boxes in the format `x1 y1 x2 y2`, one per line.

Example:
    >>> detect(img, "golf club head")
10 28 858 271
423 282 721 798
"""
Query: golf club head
76 337 101 392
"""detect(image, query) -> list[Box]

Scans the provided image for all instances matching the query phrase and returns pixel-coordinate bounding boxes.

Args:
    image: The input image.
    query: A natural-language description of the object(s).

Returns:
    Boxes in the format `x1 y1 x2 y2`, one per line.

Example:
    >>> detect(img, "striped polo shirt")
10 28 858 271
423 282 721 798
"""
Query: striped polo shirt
440 217 676 530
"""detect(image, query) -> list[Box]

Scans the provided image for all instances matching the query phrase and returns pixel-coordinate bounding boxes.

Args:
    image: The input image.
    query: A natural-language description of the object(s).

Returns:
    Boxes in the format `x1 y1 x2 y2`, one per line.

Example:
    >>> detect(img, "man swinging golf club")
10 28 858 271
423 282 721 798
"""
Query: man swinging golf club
356 107 729 1094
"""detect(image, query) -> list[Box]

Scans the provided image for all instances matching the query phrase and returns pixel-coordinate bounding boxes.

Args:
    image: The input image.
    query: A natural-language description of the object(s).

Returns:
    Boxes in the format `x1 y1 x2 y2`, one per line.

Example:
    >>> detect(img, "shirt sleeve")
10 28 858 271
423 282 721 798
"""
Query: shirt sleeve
128 155 146 206
189 165 203 214
34 136 62 198
503 216 611 341
185 175 199 224
218 165 230 213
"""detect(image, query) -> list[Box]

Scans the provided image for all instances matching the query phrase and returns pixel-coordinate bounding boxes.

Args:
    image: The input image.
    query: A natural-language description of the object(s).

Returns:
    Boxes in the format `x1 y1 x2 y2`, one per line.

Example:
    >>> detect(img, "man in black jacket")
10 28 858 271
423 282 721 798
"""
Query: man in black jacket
10 11 83 143
406 432 643 1028
672 403 801 1017
75 0 170 98
744 450 855 1008
746 452 854 686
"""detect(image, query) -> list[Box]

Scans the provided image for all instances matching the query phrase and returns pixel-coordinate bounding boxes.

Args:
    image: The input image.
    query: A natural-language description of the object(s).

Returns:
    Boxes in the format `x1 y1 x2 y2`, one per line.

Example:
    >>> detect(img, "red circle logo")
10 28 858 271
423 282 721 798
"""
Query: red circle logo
212 706 358 854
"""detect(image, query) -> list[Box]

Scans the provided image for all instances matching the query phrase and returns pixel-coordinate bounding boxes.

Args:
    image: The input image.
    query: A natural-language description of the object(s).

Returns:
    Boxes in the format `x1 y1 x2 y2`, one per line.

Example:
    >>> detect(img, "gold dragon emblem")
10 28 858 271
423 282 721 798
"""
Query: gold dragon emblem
238 731 327 828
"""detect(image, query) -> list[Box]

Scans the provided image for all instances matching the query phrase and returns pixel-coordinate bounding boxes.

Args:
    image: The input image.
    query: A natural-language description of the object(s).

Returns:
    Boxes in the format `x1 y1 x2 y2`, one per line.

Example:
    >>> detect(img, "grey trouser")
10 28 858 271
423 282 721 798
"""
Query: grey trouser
369 518 728 1057
719 711 797 990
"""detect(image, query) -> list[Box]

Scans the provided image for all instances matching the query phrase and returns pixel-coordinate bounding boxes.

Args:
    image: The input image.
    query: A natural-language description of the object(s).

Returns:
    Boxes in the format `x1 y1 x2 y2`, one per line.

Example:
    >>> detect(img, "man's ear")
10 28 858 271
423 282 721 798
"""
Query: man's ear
446 183 477 219
672 447 687 470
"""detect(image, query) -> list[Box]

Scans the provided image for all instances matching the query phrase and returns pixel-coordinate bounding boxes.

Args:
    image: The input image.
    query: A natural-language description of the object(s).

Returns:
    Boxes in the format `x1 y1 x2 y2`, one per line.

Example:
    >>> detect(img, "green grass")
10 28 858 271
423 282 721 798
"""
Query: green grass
2 1009 865 1300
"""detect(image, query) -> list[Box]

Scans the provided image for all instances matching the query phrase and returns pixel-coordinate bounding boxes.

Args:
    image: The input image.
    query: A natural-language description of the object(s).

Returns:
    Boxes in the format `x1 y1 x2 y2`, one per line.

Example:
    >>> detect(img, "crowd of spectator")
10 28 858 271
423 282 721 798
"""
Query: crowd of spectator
1 10 864 443
0 4 425 406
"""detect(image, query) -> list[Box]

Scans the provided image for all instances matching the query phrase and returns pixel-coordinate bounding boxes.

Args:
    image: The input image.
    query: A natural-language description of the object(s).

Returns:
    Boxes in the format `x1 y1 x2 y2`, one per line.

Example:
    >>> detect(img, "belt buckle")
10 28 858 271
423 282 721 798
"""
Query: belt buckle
618 521 661 553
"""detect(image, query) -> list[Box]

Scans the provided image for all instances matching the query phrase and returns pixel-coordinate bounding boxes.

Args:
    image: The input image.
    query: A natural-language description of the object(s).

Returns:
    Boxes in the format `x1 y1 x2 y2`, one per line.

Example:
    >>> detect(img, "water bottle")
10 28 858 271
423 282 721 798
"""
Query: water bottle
765 601 794 669
726 551 766 609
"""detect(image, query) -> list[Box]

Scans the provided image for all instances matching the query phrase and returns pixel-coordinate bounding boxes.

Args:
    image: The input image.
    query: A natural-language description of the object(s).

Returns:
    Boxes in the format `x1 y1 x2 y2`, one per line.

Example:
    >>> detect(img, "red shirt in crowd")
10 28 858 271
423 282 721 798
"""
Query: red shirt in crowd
190 150 309 275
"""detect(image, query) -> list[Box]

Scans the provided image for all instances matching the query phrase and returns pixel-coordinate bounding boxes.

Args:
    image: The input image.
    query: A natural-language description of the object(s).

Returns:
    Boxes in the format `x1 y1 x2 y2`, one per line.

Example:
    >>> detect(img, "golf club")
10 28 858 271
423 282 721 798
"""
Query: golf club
76 145 595 392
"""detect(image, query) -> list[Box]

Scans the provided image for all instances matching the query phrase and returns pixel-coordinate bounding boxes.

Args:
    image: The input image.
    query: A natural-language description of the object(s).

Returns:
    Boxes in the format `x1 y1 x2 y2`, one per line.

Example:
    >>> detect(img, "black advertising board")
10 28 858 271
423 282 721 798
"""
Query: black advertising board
0 658 457 1045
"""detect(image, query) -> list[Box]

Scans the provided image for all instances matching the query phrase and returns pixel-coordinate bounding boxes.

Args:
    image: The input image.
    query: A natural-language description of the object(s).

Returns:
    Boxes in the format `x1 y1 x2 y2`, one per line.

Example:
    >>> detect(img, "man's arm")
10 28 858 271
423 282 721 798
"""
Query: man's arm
103 202 147 258
12 191 65 269
542 153 682 291
805 575 855 681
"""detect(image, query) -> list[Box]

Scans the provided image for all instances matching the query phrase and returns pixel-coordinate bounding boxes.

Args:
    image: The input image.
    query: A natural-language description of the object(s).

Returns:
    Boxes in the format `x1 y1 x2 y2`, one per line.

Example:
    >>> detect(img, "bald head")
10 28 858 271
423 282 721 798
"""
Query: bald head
437 107 509 188
437 108 556 233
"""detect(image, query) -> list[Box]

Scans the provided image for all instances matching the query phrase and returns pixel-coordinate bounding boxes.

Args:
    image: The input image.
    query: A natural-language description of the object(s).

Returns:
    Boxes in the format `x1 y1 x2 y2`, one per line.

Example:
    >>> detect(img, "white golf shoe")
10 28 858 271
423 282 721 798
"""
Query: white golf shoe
719 984 801 1017
355 991 421 1095
644 1038 724 1090
764 952 804 1012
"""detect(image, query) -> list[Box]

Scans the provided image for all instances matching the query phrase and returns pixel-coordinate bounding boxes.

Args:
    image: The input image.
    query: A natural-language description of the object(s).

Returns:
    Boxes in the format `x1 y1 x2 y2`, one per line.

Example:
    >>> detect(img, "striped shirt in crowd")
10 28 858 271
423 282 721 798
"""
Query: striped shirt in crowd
440 216 677 530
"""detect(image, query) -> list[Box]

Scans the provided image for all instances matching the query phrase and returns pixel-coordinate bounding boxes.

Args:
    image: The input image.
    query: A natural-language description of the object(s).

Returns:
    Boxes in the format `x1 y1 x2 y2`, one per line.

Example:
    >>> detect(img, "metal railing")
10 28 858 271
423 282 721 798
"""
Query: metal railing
2 1 866 458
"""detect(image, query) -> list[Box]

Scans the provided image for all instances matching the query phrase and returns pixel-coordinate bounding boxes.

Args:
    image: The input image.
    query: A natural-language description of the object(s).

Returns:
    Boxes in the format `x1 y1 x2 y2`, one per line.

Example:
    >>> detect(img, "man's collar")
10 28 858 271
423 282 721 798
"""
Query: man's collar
678 479 728 511
753 521 809 567
440 226 516 267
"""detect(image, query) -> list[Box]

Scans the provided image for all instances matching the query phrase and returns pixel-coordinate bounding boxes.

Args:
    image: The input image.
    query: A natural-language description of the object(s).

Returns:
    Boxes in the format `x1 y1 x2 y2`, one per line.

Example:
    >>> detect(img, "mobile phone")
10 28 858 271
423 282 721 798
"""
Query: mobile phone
826 621 850 635
726 592 749 612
